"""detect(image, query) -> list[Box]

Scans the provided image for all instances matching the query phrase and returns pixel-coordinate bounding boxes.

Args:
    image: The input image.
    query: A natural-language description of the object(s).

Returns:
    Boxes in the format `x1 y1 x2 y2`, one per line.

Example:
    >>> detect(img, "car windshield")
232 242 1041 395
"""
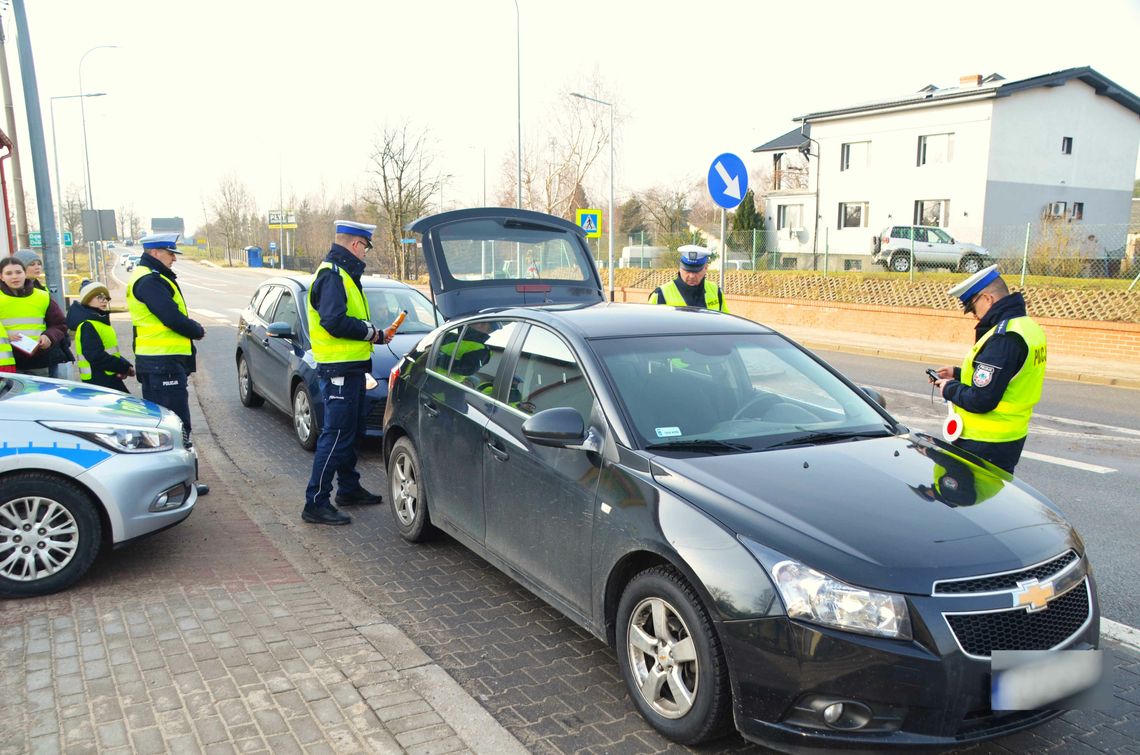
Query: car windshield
591 334 892 450
433 218 594 284
364 288 441 334
930 228 953 243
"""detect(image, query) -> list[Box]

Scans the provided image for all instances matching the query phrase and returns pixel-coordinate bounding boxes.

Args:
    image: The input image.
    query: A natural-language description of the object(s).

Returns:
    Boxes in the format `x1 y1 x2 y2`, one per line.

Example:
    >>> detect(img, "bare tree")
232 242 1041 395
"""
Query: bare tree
640 180 696 237
364 123 444 280
62 187 86 267
210 175 255 266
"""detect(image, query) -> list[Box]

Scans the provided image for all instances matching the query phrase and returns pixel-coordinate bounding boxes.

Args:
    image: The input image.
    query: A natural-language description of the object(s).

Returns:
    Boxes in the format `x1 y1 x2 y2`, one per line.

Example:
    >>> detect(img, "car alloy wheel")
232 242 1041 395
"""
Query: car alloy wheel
961 256 982 274
237 354 264 408
0 473 102 598
388 437 433 542
616 566 731 744
891 253 912 273
292 383 317 451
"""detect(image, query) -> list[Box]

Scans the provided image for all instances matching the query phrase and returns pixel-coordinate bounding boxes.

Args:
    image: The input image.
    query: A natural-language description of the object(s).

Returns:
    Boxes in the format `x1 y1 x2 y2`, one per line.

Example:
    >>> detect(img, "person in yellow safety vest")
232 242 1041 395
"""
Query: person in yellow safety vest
0 319 15 373
127 233 210 496
910 442 1004 508
302 220 392 527
0 256 68 376
931 265 1046 474
647 245 729 312
13 248 74 378
67 281 134 392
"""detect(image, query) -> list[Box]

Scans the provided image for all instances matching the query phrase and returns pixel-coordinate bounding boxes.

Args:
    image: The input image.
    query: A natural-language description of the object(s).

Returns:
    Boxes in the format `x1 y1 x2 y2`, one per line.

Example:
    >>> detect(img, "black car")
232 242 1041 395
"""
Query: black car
382 208 1099 750
236 274 441 450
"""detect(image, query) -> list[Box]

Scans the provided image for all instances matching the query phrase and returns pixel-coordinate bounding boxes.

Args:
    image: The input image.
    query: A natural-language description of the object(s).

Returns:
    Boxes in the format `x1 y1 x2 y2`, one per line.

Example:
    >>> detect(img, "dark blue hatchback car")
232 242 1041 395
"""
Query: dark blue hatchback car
236 275 441 450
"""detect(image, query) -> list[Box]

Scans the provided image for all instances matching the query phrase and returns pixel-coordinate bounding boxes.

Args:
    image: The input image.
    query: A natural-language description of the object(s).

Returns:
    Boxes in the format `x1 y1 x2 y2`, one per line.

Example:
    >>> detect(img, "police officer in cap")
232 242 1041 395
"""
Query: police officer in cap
302 220 390 526
127 233 210 494
648 245 729 312
931 264 1046 474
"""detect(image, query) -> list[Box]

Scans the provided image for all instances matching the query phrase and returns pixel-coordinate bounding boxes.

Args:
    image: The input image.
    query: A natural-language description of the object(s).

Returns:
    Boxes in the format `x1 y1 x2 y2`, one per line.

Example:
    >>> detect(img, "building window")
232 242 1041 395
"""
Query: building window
917 133 954 166
838 202 868 228
914 199 950 227
1062 136 1073 154
780 256 798 270
1071 202 1084 220
839 141 869 171
777 204 803 230
843 259 863 271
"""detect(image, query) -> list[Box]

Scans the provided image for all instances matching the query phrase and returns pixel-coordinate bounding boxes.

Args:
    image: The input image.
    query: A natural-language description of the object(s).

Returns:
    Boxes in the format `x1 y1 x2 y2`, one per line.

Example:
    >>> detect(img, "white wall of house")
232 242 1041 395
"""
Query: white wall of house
811 98 995 253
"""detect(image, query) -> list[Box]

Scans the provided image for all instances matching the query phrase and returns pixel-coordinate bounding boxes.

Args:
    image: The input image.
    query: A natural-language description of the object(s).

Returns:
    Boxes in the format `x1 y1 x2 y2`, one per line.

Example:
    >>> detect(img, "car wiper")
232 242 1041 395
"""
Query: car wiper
760 428 894 451
645 439 754 453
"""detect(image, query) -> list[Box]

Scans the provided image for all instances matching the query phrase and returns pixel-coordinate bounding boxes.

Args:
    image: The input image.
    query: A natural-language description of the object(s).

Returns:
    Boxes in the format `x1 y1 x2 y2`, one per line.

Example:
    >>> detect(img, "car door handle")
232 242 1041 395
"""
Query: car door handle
421 399 439 417
261 337 271 347
486 439 509 462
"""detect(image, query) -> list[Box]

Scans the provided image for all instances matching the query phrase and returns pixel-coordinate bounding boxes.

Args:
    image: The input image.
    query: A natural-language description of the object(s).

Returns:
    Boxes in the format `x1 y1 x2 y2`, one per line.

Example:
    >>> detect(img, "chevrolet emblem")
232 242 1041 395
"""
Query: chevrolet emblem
1012 578 1055 612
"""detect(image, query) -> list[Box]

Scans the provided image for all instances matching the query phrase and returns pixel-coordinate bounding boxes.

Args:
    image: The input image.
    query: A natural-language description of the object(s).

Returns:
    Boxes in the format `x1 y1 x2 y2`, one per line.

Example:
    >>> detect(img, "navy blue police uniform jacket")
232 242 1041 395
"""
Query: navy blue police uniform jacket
309 244 375 378
132 253 205 376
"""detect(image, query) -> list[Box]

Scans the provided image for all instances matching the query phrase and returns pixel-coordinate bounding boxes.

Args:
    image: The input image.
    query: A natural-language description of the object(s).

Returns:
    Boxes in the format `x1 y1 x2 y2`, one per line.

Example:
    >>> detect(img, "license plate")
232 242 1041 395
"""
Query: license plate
991 650 1107 710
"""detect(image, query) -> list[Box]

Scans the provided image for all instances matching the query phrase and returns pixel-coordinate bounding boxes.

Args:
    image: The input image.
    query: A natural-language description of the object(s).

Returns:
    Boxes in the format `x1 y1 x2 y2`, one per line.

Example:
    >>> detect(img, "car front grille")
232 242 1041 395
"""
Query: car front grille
365 400 385 432
934 550 1078 595
944 579 1091 659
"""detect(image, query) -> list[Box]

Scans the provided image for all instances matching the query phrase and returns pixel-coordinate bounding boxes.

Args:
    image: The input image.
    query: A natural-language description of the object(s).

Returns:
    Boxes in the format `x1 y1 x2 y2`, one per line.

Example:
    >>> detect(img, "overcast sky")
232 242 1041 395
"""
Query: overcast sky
8 0 1140 235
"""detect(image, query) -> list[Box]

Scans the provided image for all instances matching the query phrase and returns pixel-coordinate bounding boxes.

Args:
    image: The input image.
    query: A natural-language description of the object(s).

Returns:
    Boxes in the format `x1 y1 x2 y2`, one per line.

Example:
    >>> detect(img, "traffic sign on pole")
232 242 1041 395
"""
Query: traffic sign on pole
575 208 602 239
29 231 42 247
63 231 73 247
707 153 748 210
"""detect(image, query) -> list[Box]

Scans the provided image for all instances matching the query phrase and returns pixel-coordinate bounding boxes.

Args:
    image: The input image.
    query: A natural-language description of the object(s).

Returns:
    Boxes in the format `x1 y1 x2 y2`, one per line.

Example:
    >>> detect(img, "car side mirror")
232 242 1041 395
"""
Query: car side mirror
522 407 602 453
860 386 887 410
267 321 295 339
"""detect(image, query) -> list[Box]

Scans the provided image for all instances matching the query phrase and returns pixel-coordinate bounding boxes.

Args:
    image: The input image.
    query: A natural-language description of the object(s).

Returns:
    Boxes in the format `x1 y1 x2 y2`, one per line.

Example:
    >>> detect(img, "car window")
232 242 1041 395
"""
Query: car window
432 320 519 392
930 228 952 243
248 286 271 313
256 286 284 320
432 218 594 284
364 288 441 334
594 334 886 447
271 290 301 333
912 228 929 242
508 326 593 419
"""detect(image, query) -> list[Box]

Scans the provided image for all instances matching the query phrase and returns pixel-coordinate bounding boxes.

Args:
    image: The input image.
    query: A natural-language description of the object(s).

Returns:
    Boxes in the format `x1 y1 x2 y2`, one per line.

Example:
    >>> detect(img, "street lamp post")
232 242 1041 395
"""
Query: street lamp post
570 92 614 301
50 92 105 276
513 0 522 209
78 45 117 278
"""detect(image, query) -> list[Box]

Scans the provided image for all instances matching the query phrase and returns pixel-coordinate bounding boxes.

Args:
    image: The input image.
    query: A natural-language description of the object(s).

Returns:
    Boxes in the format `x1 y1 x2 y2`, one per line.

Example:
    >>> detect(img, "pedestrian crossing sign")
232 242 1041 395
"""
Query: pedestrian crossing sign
576 209 602 239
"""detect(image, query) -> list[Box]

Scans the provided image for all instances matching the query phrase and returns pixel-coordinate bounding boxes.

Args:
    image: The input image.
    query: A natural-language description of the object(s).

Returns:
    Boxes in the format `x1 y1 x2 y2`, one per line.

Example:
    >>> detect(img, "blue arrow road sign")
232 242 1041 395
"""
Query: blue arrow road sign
707 152 748 210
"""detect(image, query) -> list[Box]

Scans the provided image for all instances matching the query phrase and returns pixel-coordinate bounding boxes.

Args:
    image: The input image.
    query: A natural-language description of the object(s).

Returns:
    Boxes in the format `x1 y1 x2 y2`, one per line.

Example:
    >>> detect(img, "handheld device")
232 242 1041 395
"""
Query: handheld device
383 310 408 341
925 368 939 382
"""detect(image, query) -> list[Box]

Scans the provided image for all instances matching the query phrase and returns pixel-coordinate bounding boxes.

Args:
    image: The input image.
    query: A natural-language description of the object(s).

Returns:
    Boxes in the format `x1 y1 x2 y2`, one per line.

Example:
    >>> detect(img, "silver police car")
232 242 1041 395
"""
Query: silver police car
0 374 199 598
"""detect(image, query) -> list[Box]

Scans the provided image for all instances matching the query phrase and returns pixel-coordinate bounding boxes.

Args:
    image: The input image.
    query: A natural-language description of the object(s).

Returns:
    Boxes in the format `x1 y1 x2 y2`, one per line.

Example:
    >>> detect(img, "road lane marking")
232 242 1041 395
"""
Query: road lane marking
892 415 1117 474
176 280 227 292
192 308 230 320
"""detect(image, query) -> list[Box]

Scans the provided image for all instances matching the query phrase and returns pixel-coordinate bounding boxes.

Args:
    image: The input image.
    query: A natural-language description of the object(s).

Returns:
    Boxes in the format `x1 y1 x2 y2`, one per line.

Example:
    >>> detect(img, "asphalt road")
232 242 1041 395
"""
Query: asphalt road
130 258 1140 753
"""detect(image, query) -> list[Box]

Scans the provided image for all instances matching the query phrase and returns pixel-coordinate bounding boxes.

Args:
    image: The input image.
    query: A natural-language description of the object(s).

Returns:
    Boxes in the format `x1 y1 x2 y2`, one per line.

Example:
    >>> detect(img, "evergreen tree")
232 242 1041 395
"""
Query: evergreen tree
730 189 763 234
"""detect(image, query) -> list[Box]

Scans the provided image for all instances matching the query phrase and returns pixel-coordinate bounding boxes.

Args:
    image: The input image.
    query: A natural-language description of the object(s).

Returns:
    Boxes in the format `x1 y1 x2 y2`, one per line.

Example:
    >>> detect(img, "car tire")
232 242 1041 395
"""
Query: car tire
890 253 912 273
292 382 318 452
960 256 983 274
388 437 434 542
237 353 265 408
616 566 731 745
0 473 103 598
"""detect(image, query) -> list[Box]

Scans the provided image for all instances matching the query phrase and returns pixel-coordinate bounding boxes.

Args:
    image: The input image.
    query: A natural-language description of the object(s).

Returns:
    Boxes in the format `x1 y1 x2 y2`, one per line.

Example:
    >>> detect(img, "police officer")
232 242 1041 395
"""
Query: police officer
302 220 390 526
648 245 729 312
127 233 210 495
932 265 1046 474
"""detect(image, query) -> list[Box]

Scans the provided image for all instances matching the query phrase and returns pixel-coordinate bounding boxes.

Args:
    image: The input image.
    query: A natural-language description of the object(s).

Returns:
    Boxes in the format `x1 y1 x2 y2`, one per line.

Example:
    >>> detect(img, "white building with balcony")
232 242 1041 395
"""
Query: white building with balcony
752 67 1140 267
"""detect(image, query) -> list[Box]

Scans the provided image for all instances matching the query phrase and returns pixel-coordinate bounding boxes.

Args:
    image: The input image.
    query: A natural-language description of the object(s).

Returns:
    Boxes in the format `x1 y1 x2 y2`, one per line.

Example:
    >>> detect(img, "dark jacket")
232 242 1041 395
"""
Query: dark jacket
0 280 67 372
131 253 204 375
650 275 725 309
309 244 377 377
67 301 132 392
30 279 75 369
941 292 1031 414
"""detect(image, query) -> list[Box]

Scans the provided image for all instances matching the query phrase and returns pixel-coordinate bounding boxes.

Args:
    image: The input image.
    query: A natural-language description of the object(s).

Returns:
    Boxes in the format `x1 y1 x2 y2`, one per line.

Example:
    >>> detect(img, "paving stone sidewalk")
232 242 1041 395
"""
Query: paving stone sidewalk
0 397 525 755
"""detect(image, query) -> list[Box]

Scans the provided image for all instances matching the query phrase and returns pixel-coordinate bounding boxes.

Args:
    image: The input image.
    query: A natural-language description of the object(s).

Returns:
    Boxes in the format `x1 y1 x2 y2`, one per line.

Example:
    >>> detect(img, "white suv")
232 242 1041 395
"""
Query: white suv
871 225 993 273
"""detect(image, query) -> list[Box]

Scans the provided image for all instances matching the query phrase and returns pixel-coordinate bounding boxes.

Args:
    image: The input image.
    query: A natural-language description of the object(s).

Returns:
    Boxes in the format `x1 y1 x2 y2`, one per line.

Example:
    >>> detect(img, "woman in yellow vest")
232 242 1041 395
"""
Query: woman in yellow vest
67 281 134 392
931 265 1046 474
0 256 68 376
647 245 728 312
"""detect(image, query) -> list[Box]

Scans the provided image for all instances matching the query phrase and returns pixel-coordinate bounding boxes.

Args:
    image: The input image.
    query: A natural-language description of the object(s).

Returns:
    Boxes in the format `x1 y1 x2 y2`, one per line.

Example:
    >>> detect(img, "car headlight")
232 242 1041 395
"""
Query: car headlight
40 422 174 454
771 559 912 640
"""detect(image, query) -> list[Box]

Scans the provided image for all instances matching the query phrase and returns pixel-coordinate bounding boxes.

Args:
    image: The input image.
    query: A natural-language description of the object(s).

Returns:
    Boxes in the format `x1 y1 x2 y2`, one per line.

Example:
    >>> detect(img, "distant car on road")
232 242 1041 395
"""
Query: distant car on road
235 275 443 450
0 374 199 598
106 241 116 249
871 225 993 273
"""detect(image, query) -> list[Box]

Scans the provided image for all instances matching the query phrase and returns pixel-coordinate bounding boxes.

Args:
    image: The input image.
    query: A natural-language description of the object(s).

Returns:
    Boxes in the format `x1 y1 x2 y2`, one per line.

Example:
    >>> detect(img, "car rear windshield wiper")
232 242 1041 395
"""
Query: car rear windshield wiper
759 428 894 451
645 439 754 453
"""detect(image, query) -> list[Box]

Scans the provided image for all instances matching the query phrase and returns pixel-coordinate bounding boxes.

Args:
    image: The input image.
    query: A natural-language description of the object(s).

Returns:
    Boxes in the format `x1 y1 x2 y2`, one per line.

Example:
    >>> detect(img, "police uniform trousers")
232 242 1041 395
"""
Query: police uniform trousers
305 372 370 508
140 371 192 434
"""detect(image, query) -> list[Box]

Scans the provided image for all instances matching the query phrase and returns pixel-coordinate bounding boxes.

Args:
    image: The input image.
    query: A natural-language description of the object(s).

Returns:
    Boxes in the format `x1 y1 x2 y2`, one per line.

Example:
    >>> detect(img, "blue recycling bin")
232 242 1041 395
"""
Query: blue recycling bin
245 246 263 267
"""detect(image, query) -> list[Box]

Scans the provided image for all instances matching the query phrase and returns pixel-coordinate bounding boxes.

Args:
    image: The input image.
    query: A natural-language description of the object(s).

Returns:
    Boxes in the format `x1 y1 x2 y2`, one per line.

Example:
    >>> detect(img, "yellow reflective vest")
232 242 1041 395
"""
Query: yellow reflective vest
651 279 728 312
0 320 14 369
75 320 122 381
127 267 192 356
0 286 50 350
958 317 1046 442
306 263 373 365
